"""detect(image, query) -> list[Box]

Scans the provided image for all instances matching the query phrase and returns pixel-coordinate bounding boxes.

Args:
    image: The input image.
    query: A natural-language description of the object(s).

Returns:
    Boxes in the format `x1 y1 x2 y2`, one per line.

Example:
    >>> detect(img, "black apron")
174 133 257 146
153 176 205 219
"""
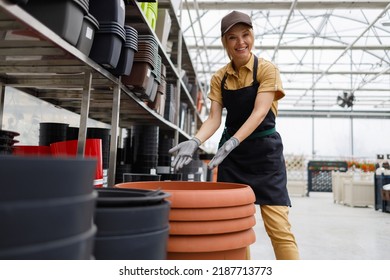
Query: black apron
217 56 291 206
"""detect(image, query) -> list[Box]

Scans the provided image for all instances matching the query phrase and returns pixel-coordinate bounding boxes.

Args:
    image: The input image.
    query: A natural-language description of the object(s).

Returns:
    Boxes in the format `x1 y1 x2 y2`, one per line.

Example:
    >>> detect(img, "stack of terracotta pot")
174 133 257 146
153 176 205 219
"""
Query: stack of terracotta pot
115 181 257 260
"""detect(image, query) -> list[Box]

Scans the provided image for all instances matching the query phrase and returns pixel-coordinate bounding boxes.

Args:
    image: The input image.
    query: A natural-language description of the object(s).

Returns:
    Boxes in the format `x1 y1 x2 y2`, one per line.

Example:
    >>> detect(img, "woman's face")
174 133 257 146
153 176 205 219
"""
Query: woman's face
223 23 254 67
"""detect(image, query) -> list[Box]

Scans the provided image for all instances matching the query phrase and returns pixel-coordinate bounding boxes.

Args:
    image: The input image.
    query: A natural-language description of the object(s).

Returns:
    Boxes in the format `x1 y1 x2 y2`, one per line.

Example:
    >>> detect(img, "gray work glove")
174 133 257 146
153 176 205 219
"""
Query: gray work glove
169 137 201 171
208 137 239 169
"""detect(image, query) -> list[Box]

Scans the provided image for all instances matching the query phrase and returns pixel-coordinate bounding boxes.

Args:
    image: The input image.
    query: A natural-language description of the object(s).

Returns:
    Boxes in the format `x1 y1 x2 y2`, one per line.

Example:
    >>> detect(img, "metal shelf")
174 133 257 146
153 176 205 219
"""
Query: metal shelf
0 0 203 186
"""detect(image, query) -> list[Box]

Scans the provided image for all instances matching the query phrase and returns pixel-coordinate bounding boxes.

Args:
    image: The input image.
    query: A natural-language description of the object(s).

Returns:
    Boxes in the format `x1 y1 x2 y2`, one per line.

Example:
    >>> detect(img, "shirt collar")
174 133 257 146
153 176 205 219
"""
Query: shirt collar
226 53 254 75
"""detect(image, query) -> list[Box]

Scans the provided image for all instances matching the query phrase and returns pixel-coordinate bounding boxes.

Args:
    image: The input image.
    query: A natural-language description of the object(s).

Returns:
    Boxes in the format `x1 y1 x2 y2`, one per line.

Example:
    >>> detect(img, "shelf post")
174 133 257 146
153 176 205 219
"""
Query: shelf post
0 83 4 129
174 2 183 146
108 83 121 188
77 70 92 156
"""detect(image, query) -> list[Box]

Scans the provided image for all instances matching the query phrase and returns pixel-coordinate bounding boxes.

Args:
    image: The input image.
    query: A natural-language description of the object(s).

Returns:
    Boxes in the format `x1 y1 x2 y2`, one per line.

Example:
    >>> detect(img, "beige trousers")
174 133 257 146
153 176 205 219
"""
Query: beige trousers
260 205 300 260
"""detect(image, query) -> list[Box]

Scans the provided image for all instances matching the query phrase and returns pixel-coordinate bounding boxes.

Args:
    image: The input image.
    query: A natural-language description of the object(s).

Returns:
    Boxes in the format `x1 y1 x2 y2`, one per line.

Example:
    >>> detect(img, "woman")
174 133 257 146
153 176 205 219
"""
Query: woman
169 11 299 260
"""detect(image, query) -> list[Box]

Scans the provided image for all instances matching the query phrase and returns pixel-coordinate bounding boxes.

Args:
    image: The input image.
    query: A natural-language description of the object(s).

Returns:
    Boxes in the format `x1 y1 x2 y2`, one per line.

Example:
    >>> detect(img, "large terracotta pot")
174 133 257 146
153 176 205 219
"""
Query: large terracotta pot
168 228 256 260
115 181 256 208
114 181 257 260
168 247 247 260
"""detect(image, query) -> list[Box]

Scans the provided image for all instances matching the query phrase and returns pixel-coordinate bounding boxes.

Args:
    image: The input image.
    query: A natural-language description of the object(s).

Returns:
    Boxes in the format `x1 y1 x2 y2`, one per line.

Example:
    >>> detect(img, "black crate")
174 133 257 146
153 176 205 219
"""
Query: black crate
307 161 348 194
374 174 390 211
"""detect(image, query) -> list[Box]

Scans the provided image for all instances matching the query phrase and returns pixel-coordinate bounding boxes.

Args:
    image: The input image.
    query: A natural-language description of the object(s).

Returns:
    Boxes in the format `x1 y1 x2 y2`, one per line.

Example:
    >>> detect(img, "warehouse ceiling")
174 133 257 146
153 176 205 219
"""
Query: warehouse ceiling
178 0 390 118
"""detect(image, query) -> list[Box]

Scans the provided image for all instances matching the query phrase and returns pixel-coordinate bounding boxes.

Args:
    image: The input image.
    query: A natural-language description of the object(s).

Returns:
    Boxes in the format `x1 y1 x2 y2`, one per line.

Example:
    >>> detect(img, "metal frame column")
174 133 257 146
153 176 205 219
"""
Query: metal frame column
108 83 121 187
77 70 92 156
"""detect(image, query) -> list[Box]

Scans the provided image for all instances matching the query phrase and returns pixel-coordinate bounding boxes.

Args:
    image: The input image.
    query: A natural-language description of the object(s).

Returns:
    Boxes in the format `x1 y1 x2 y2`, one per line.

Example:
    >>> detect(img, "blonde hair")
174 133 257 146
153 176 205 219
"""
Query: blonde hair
221 27 254 60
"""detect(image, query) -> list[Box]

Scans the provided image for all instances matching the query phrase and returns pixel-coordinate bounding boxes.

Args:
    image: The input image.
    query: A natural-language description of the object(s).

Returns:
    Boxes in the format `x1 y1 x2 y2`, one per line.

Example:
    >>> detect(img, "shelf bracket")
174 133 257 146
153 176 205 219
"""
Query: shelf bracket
77 70 92 156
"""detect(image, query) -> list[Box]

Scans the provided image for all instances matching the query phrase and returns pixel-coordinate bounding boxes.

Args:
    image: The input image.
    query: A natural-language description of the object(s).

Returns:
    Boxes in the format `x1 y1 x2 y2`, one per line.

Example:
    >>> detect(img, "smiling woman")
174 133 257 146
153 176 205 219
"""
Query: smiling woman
169 10 300 260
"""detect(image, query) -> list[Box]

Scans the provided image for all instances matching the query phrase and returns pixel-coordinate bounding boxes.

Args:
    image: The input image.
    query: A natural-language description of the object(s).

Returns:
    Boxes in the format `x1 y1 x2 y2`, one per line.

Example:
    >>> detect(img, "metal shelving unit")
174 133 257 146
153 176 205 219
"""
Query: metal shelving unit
0 0 205 187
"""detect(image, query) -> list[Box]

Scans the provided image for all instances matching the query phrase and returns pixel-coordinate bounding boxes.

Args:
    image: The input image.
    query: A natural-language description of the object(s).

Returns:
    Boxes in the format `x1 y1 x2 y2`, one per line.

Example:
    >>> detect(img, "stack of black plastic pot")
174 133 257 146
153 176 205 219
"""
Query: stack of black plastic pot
132 125 159 174
148 62 167 116
110 25 138 76
158 131 174 168
122 35 160 102
23 0 88 45
39 122 69 147
0 130 19 155
89 0 126 69
164 83 177 124
0 156 97 259
93 188 171 260
180 151 204 181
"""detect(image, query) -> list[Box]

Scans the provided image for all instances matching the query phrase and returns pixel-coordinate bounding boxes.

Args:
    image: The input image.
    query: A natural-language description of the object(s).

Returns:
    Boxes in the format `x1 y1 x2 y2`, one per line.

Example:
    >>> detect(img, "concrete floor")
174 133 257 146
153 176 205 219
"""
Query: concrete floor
250 192 390 260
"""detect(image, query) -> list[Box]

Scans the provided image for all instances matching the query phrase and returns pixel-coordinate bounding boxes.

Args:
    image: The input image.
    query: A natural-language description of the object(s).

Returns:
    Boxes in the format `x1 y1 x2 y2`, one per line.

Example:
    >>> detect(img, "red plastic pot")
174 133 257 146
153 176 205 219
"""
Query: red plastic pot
50 139 103 187
13 145 51 156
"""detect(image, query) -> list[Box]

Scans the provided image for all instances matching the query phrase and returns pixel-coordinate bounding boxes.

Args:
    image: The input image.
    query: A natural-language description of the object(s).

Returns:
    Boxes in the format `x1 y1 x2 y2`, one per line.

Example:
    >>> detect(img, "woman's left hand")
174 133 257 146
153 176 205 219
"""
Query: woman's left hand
208 137 239 169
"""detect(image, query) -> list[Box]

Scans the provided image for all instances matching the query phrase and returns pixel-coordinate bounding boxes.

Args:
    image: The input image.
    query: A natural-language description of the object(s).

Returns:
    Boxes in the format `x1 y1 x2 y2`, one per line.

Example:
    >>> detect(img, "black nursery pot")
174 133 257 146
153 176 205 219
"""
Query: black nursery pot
0 226 96 260
95 187 170 207
0 156 96 201
94 200 171 236
93 226 170 260
0 192 97 249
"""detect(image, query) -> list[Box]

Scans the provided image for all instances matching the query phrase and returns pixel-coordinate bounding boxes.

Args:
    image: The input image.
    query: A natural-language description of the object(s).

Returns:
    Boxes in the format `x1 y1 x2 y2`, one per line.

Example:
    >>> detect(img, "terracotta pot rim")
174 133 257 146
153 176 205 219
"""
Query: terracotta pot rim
169 203 256 221
115 181 250 190
168 228 256 252
115 181 256 208
169 215 256 235
167 247 247 260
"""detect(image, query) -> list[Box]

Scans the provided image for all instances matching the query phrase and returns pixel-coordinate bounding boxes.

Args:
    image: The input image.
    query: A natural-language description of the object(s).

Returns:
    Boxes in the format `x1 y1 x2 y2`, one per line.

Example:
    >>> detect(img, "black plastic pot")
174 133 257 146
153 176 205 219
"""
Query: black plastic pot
9 0 29 5
23 0 87 45
94 200 170 236
0 156 96 201
89 29 124 69
93 226 169 260
95 187 170 207
0 129 20 138
39 122 69 146
89 0 125 26
76 13 100 56
0 192 97 249
0 226 96 260
122 173 161 182
159 173 183 181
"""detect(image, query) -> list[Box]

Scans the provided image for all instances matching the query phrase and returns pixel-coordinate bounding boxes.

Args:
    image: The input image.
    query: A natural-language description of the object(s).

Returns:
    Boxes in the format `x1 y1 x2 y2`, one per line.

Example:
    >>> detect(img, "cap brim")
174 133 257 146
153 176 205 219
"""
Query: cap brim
222 22 253 36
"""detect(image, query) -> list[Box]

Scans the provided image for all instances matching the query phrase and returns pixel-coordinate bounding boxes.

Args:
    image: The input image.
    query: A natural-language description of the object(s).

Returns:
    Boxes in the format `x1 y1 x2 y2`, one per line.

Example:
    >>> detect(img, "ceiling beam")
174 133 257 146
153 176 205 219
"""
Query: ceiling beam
283 87 390 91
294 2 390 106
184 1 390 10
188 45 390 50
196 70 390 75
278 109 390 118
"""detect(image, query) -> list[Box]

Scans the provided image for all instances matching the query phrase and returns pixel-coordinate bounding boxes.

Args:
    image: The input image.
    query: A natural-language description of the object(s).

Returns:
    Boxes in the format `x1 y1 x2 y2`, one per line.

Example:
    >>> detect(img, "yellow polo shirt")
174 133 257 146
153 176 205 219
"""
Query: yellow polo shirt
208 54 285 116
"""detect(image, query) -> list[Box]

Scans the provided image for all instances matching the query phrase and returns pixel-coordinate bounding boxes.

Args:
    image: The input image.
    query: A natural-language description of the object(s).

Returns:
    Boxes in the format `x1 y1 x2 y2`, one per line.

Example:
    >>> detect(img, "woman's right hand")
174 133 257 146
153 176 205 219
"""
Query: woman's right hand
169 137 201 171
